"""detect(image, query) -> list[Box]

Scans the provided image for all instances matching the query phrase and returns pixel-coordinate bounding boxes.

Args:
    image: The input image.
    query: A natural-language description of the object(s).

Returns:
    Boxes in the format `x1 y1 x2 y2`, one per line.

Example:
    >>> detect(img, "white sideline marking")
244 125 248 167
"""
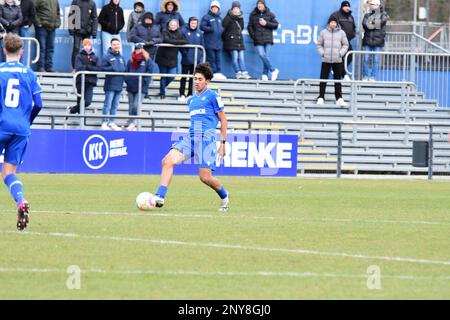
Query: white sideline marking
2 230 450 267
0 267 449 281
31 209 450 226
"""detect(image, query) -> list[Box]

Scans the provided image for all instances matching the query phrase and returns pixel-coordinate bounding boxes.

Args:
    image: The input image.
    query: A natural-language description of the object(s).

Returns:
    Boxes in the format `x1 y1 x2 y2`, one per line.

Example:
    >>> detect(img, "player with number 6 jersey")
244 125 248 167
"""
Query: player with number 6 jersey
0 33 43 230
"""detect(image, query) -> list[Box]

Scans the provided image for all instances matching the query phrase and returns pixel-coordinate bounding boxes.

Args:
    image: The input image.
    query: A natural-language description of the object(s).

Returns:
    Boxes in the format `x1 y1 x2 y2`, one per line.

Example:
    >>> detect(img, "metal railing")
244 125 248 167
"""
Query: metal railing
153 43 206 71
40 113 449 179
293 79 417 117
73 70 198 130
385 32 450 54
345 51 450 108
20 37 40 67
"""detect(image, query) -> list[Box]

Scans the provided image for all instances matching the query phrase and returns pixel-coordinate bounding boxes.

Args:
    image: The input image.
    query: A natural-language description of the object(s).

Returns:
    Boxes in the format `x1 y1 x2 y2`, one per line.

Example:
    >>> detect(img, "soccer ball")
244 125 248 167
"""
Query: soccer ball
136 192 156 211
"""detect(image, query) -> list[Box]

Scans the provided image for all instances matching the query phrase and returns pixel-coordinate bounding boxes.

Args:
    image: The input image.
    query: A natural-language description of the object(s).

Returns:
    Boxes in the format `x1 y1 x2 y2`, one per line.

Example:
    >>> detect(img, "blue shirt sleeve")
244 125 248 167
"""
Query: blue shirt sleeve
210 91 224 113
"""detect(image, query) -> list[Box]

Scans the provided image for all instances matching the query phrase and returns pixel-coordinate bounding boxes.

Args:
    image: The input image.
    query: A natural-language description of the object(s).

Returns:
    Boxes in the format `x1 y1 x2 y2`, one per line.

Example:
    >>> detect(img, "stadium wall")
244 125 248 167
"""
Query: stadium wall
11 129 298 177
52 0 361 79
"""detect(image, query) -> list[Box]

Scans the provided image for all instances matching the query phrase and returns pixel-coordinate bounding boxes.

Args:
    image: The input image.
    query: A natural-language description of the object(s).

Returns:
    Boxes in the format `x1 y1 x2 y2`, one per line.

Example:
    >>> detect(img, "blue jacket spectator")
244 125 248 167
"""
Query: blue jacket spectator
154 0 185 31
180 22 204 66
200 1 224 76
101 47 126 92
200 1 223 50
130 11 162 59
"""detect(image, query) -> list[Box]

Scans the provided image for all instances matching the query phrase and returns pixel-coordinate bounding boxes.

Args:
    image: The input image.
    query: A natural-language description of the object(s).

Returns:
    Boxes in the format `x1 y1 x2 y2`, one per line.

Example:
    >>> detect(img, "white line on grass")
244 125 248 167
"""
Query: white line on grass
2 229 450 267
31 209 450 227
0 267 449 281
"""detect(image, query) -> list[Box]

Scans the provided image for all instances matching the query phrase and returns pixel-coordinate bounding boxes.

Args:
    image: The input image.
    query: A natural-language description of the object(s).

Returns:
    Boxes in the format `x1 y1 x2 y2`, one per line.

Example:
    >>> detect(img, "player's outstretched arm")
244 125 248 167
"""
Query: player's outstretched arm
217 111 227 161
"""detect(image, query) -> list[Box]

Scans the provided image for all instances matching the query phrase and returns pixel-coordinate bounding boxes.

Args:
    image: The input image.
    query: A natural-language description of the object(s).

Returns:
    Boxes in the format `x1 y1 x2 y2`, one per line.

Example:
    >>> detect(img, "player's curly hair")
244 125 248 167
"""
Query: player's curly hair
194 63 214 81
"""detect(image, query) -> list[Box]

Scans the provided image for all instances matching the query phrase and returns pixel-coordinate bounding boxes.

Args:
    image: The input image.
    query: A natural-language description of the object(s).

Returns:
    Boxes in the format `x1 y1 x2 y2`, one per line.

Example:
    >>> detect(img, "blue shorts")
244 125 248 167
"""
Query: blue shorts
0 133 29 165
172 133 218 171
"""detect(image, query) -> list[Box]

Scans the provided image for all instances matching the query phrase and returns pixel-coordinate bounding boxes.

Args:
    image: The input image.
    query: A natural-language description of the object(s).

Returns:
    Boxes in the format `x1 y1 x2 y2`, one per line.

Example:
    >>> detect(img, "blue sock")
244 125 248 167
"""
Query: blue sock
156 185 168 199
4 174 24 204
217 187 228 200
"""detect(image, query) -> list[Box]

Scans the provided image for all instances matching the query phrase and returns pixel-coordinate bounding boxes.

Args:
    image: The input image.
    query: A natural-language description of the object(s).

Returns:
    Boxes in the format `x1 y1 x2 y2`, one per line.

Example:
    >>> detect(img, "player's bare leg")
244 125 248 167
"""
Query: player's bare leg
199 168 230 212
2 163 29 230
154 149 186 207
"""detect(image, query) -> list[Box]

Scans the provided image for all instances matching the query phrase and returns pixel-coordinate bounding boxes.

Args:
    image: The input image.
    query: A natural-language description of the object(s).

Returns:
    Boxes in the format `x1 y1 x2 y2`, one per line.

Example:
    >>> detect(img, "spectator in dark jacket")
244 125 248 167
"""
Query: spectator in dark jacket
69 38 100 115
329 1 356 80
200 0 225 79
316 16 349 107
18 0 35 65
68 0 98 69
362 0 388 81
126 1 144 42
223 1 250 79
100 38 126 130
155 0 185 31
155 19 187 99
98 0 125 55
125 43 153 131
0 0 22 61
248 0 279 81
34 0 61 72
130 11 162 60
19 0 34 37
179 16 204 100
0 0 22 34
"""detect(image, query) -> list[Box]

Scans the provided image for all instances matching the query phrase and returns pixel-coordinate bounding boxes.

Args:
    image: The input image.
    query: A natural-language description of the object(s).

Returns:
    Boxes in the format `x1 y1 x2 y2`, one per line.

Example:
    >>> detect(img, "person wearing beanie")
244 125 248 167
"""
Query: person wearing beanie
316 15 349 107
248 0 279 81
200 0 226 79
222 1 251 79
179 16 204 100
126 1 145 42
129 11 162 60
68 38 100 115
329 1 355 80
362 0 388 81
154 0 185 31
68 0 98 69
124 44 153 131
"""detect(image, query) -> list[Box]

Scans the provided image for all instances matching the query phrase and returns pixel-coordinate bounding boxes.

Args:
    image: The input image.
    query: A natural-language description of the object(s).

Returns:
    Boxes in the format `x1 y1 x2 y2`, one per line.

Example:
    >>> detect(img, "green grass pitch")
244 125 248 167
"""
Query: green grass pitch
0 174 449 299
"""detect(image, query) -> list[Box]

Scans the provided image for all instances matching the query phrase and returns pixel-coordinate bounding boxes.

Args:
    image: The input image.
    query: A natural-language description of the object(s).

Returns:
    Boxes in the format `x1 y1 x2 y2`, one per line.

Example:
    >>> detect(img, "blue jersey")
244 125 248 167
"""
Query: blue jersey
187 88 224 135
0 61 42 136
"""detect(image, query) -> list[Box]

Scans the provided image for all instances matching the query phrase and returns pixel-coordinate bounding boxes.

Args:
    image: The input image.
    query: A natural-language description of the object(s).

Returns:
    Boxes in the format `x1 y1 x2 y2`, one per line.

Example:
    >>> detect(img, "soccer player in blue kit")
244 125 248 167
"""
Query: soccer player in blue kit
153 63 230 212
0 34 43 230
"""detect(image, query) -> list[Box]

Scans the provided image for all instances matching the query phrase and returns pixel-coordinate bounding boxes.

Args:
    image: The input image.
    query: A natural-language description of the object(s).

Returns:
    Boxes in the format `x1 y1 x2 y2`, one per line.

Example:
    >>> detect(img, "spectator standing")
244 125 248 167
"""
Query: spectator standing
200 1 225 79
0 0 22 61
362 0 388 81
19 0 34 37
34 0 60 72
68 38 100 115
329 1 356 80
100 38 126 130
129 11 162 61
126 1 144 42
98 0 125 56
222 1 250 79
155 19 187 99
68 0 98 69
316 16 349 107
125 43 153 131
155 0 185 31
248 0 279 81
18 0 35 65
179 16 204 101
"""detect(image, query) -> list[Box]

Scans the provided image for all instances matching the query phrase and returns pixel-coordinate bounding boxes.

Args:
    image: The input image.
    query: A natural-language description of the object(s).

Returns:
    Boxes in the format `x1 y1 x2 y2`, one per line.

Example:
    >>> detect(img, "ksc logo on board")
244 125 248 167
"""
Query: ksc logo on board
82 135 128 170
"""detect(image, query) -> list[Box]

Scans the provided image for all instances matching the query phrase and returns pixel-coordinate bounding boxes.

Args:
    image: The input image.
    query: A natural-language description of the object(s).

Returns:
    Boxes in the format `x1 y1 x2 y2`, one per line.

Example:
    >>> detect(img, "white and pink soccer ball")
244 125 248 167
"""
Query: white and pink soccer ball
135 192 156 211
